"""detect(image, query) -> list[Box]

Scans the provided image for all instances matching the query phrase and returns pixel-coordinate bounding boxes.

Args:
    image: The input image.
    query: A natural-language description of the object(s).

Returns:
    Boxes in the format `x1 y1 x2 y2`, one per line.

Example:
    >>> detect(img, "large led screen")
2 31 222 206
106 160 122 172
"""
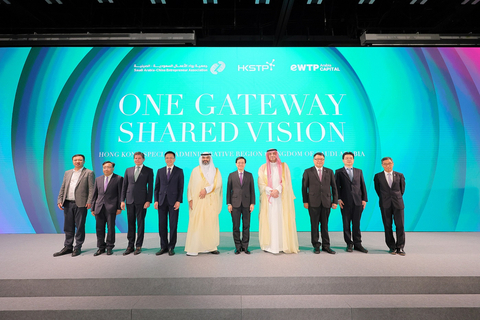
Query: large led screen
1 47 479 234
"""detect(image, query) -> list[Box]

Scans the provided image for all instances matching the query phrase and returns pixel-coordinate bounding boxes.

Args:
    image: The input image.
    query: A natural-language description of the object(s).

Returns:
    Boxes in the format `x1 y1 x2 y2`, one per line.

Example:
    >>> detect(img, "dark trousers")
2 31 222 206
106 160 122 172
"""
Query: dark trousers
95 207 117 250
231 205 251 250
381 206 405 249
341 204 363 245
63 201 87 250
126 203 146 248
158 198 179 250
308 206 331 249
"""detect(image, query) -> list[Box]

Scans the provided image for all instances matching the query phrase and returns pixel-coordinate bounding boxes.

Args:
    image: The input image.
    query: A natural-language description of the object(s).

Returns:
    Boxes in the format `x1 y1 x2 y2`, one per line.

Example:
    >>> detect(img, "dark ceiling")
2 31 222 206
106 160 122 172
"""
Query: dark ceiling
1 0 479 47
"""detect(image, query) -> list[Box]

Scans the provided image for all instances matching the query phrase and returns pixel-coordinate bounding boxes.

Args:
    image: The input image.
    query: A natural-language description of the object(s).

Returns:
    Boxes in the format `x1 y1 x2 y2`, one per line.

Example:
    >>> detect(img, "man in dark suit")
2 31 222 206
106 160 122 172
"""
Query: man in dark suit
154 151 184 256
91 161 124 256
302 152 338 254
226 156 255 254
335 152 368 253
54 154 95 257
121 151 154 256
374 157 406 256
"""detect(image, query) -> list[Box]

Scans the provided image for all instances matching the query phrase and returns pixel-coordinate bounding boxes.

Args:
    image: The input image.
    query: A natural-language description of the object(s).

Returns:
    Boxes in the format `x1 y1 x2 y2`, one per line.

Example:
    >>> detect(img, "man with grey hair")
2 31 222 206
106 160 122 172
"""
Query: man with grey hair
374 157 406 256
185 152 223 256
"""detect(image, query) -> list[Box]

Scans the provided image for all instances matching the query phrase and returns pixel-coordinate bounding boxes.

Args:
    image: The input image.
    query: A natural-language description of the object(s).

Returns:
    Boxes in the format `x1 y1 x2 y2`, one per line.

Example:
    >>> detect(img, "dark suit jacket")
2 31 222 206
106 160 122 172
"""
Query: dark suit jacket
335 167 368 206
154 166 184 206
227 170 256 208
121 165 154 205
91 173 124 214
302 166 338 209
57 168 95 207
374 171 405 210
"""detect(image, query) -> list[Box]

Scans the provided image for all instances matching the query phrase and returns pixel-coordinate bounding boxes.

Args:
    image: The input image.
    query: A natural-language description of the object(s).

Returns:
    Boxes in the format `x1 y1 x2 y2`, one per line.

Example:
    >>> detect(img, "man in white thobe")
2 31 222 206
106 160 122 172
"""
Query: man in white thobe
185 152 223 256
258 149 298 254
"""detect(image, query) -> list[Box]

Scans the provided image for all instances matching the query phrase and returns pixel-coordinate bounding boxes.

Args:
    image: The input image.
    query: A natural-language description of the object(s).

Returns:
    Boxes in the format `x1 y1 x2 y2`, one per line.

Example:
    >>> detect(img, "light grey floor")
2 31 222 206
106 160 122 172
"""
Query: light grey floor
1 231 479 279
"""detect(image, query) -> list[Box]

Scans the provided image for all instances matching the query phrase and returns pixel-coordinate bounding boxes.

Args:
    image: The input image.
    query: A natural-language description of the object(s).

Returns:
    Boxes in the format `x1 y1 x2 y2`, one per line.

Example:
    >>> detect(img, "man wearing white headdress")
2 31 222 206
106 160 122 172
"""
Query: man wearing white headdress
185 152 223 256
258 149 299 254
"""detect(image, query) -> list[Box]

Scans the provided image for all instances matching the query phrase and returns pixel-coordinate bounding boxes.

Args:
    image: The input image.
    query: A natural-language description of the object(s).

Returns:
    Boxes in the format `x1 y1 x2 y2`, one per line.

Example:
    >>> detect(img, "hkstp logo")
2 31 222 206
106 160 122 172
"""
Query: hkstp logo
238 59 275 72
210 61 226 74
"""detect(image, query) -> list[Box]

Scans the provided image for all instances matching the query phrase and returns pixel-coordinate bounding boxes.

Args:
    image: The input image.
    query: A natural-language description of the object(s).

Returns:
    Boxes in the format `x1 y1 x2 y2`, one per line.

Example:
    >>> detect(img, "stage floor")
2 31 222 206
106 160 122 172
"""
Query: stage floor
2 231 480 280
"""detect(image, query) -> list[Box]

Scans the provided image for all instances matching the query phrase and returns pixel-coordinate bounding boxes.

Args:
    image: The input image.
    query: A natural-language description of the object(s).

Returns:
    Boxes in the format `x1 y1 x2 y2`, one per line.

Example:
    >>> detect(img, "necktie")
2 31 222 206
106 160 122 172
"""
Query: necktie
387 173 393 188
134 166 140 182
348 168 353 181
167 167 171 180
104 176 109 192
239 172 243 185
318 168 322 182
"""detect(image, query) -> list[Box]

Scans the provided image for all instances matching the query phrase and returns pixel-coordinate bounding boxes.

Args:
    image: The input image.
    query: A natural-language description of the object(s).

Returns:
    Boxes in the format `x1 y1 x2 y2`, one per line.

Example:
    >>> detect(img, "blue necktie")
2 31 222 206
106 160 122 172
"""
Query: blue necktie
348 168 353 181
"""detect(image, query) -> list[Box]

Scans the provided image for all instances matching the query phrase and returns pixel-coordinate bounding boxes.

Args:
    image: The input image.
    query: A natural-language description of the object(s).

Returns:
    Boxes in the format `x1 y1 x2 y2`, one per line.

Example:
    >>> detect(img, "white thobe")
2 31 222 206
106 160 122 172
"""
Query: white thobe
264 162 284 254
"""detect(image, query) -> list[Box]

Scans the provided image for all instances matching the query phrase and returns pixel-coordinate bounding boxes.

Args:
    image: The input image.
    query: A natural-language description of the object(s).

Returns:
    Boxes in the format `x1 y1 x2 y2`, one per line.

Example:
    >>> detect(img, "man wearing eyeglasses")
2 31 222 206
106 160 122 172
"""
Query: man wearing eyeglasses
374 157 406 256
302 152 338 254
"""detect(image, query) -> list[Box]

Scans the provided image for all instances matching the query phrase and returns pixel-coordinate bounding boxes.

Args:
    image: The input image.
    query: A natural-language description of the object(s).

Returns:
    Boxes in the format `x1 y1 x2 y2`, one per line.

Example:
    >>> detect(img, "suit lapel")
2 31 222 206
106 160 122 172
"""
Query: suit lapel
104 174 115 193
312 167 321 183
341 168 350 181
75 168 87 190
379 172 388 187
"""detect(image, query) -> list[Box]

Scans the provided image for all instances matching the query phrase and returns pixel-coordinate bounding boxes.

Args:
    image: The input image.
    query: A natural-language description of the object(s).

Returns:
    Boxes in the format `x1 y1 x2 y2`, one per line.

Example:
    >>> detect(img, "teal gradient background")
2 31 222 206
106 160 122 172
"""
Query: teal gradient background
1 47 479 234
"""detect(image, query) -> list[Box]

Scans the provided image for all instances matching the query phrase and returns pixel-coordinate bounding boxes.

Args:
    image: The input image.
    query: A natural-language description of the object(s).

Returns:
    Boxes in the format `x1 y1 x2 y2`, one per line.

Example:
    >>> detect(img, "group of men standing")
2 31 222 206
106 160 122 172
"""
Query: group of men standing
302 151 406 256
53 149 406 258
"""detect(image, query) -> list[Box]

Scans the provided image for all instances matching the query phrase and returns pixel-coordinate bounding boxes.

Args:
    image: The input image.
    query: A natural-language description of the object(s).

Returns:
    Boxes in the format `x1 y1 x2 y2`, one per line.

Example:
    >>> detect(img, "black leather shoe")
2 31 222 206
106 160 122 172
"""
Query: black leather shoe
94 249 105 256
322 247 336 254
210 250 220 254
388 248 396 255
346 244 353 252
72 249 81 257
354 245 368 253
134 247 142 255
244 250 251 254
106 248 113 255
156 248 168 256
396 248 406 256
235 249 241 255
123 247 134 256
240 247 245 252
313 247 320 254
168 249 175 256
53 247 72 257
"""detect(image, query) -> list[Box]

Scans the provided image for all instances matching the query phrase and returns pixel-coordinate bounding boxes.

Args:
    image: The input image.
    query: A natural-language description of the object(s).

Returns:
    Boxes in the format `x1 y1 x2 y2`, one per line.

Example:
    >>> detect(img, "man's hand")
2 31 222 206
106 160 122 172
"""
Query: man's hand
362 201 367 210
144 201 151 209
116 210 121 215
57 203 64 211
189 200 193 210
271 190 279 198
303 203 309 209
174 201 180 210
249 204 254 212
331 203 337 209
338 199 344 209
154 201 158 210
86 203 91 210
91 211 95 216
199 188 207 199
121 202 125 210
228 204 232 213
